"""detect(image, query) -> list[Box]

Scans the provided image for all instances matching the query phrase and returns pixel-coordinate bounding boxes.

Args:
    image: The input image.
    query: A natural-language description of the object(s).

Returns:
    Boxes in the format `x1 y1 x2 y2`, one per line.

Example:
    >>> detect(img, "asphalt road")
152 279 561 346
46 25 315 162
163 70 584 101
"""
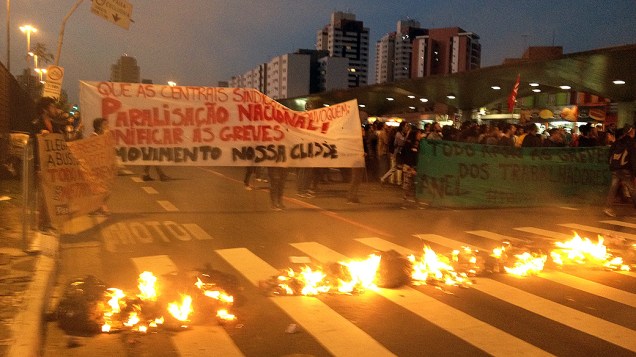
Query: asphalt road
42 166 636 356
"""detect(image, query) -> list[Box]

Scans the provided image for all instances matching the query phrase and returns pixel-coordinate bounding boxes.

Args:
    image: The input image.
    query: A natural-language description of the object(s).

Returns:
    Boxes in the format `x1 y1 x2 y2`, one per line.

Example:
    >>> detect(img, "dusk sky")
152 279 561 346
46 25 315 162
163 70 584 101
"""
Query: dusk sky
2 0 636 105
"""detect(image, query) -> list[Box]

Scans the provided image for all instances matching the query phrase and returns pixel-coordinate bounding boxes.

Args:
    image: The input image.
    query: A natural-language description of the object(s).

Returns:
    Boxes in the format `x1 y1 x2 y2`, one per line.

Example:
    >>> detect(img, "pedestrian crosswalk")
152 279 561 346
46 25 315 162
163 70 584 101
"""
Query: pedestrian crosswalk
116 220 635 356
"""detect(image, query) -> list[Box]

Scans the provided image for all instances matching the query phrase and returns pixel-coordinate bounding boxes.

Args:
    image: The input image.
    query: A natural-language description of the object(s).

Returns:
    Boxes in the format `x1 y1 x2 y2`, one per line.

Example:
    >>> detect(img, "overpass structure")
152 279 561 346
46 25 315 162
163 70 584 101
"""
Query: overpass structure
279 44 636 126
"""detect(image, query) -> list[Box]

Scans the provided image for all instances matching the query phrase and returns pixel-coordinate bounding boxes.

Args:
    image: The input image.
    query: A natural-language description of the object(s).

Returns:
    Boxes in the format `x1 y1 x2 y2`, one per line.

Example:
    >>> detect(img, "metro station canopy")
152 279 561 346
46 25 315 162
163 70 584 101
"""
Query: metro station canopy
279 44 636 116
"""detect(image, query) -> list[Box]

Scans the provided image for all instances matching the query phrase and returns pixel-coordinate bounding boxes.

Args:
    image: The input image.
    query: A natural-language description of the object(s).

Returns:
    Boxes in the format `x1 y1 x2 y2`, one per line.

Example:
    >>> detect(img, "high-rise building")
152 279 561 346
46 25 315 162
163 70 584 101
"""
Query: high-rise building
230 64 268 93
376 20 427 84
110 55 140 83
411 27 481 78
316 11 369 88
266 53 310 100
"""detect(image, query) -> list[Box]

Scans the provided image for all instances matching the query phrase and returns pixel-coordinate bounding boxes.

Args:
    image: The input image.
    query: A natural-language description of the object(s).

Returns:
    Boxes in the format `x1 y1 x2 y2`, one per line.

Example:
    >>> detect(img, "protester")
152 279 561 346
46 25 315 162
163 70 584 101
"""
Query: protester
31 97 74 231
376 121 390 181
268 167 288 211
521 123 542 147
400 124 419 202
244 166 257 190
380 122 406 185
142 165 171 181
604 125 636 217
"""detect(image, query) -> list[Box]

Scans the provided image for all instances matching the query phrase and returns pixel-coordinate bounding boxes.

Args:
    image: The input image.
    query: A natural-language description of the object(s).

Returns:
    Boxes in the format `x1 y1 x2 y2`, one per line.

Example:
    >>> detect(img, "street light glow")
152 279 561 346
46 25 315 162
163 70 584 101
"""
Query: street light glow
19 24 37 67
19 25 37 34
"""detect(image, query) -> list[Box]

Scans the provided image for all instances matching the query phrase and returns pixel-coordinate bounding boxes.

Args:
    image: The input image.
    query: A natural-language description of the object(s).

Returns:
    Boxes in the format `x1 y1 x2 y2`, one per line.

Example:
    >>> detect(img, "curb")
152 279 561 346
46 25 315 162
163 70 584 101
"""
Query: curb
8 232 59 357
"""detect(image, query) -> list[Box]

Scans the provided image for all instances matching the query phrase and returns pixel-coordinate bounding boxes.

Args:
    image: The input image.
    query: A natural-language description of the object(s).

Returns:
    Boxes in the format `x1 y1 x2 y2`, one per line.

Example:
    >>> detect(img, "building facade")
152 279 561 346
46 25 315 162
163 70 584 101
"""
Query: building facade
375 20 427 84
266 53 310 100
110 55 140 83
411 27 481 78
316 11 369 88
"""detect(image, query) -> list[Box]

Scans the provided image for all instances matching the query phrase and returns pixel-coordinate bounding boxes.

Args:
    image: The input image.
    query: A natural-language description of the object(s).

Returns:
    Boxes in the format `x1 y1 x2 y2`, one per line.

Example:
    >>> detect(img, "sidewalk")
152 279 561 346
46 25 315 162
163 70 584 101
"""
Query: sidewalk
0 179 59 357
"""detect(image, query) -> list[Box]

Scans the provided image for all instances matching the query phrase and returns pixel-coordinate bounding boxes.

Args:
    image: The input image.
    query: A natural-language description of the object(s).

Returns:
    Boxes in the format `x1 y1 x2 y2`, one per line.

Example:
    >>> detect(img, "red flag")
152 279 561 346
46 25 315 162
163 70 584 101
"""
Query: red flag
508 74 520 113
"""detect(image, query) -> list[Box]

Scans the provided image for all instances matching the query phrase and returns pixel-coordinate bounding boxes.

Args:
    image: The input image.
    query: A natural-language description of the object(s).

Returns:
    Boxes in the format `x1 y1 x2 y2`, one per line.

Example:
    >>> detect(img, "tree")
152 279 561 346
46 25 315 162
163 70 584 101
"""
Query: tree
30 42 54 67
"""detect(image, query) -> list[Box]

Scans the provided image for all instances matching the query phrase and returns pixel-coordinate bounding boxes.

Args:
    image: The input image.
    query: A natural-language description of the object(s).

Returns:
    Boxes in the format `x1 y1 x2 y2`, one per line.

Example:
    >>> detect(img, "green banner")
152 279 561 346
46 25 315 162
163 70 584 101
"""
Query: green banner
416 140 610 208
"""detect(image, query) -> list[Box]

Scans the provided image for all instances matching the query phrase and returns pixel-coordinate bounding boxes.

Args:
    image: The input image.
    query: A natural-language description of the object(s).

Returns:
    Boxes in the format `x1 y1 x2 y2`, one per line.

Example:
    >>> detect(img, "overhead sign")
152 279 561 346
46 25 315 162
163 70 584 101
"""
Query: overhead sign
42 65 64 100
91 0 133 30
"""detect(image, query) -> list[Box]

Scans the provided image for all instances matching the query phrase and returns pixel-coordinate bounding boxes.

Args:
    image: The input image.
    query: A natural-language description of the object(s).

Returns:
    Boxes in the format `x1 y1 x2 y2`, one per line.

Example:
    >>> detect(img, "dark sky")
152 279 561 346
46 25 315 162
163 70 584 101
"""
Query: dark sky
2 0 636 104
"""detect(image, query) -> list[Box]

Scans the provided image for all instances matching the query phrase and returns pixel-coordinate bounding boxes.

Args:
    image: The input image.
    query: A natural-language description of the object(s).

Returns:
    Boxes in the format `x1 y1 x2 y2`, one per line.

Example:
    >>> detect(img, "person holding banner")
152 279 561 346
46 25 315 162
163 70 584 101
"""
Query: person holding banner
32 97 72 231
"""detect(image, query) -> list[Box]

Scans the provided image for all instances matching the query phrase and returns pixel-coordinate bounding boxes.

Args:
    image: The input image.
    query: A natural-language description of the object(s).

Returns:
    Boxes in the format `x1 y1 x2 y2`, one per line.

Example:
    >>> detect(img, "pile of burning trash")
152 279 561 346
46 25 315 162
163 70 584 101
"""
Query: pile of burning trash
260 232 634 296
55 266 239 334
54 232 634 334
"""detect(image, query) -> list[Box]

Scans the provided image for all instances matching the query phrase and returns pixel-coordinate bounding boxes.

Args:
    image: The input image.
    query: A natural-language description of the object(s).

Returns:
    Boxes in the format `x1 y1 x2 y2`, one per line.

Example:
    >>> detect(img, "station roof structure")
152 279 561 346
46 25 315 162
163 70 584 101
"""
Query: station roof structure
278 44 636 116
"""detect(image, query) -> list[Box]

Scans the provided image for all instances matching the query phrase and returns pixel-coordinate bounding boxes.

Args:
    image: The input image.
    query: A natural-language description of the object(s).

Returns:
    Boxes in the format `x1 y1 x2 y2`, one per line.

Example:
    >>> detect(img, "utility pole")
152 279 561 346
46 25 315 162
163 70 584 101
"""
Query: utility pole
54 0 84 66
6 0 10 72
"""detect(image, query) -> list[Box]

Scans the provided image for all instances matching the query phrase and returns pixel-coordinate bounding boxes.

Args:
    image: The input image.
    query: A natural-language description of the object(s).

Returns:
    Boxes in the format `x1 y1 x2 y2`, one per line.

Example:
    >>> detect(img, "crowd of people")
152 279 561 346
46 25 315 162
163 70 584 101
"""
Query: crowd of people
33 96 630 216
362 119 619 205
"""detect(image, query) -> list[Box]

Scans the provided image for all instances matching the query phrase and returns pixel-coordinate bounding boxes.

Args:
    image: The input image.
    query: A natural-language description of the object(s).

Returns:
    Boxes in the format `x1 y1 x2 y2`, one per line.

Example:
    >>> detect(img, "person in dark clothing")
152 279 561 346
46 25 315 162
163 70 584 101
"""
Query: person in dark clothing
543 128 566 147
604 125 636 217
31 97 73 231
521 124 542 147
578 123 599 147
267 167 288 211
400 125 420 202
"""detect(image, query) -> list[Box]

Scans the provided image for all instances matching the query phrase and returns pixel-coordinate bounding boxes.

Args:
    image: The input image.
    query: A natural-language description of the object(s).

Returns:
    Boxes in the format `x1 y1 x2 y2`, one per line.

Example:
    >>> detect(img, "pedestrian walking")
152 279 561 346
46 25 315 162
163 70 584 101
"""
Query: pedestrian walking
268 167 288 211
604 124 636 217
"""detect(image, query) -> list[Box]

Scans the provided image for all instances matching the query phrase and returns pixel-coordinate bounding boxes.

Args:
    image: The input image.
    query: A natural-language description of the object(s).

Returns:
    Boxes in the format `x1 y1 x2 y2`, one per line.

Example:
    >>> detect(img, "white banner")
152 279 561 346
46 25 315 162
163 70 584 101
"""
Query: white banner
79 81 365 167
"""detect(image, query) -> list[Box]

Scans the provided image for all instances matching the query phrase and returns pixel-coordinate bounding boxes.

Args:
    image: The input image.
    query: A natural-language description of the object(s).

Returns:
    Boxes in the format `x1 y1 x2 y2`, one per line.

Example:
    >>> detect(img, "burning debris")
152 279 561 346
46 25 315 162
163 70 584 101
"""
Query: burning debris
261 232 634 297
55 266 239 335
548 233 631 271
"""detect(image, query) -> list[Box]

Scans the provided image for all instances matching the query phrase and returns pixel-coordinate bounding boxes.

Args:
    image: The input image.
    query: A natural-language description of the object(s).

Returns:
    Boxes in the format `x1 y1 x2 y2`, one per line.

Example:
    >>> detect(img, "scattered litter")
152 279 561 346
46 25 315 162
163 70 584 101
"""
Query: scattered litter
285 323 298 334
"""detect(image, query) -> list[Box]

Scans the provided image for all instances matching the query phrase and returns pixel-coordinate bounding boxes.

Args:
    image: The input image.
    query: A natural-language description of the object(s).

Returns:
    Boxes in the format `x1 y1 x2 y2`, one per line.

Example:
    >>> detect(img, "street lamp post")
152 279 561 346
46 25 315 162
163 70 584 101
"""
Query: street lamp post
19 24 37 67
6 0 10 72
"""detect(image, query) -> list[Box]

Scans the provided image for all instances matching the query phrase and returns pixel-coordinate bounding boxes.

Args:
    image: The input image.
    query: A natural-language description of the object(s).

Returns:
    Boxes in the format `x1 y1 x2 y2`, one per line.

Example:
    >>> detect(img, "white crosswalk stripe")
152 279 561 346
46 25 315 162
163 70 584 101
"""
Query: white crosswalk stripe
466 230 532 246
215 248 396 357
123 222 636 356
513 227 569 241
559 223 636 241
402 234 636 352
291 242 552 356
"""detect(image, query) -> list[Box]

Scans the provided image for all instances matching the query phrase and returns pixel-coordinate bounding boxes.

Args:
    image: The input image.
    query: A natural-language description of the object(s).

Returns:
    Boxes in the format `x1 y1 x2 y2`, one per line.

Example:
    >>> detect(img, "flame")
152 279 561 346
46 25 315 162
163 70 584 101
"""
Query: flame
168 294 193 322
124 311 141 327
337 254 381 293
101 288 126 332
550 233 629 270
504 252 547 276
298 266 331 295
149 317 164 328
275 266 331 296
137 271 158 301
409 246 471 286
195 277 235 303
216 309 237 321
